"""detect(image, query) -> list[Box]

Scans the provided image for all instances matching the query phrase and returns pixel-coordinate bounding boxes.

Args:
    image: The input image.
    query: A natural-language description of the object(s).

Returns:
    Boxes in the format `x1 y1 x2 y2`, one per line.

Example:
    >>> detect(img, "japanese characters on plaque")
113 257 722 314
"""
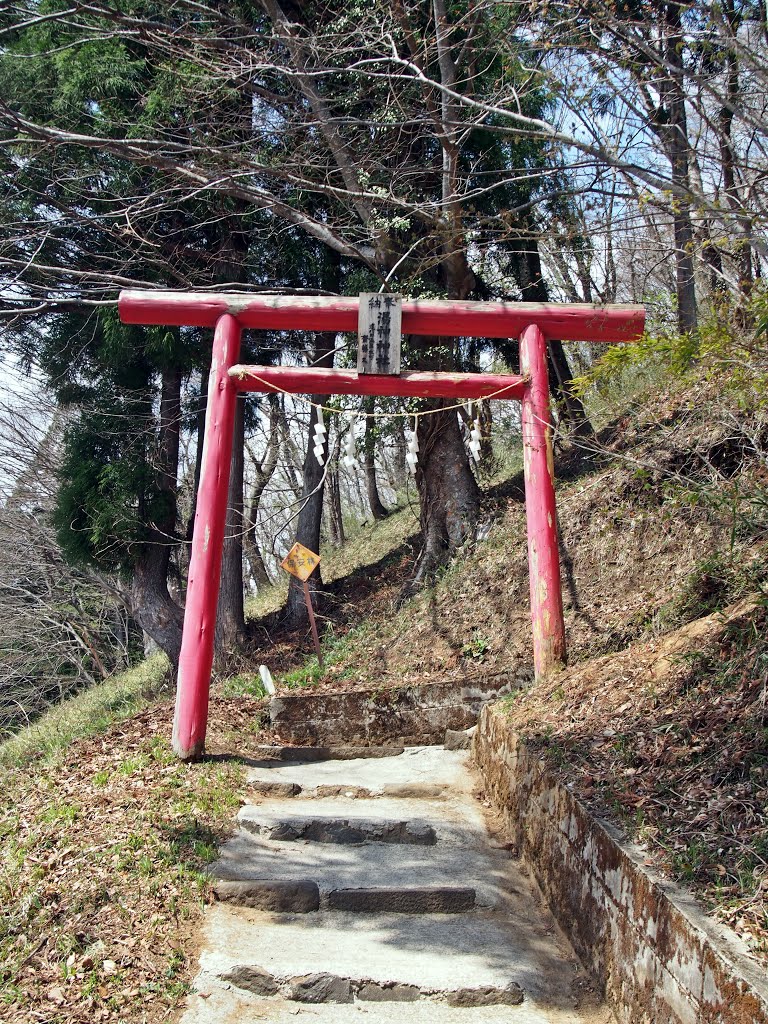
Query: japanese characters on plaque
357 293 402 375
281 542 321 582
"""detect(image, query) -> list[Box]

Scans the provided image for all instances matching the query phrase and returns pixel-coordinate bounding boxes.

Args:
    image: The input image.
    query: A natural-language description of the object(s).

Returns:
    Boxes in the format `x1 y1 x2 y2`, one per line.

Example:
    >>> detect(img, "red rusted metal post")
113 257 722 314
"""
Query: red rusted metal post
172 313 241 760
302 579 324 667
520 324 566 678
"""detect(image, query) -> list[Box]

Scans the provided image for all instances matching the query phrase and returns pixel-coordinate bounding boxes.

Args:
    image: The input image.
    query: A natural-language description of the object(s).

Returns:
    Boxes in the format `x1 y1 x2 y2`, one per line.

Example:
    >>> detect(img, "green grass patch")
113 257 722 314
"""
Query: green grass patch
0 654 170 768
245 579 290 622
277 619 379 689
322 504 419 583
219 673 267 699
281 656 324 689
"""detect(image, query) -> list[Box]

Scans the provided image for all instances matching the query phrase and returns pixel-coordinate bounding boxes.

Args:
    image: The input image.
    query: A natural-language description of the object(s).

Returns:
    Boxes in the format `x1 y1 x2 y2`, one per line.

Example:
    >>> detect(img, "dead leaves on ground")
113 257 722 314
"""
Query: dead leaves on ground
507 601 768 962
1 703 246 1024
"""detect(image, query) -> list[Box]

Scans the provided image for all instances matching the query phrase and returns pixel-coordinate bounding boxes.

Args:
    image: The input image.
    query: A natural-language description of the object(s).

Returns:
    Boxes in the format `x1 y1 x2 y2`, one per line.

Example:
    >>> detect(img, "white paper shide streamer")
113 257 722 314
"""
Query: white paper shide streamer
463 403 482 464
342 413 359 471
406 416 419 475
313 408 327 466
469 416 483 463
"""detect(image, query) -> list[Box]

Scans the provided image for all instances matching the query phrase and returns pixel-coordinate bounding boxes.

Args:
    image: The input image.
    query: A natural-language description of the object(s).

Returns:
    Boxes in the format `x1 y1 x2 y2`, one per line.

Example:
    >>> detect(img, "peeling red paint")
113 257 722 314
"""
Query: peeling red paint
521 324 566 677
119 290 645 342
229 364 525 401
171 314 241 760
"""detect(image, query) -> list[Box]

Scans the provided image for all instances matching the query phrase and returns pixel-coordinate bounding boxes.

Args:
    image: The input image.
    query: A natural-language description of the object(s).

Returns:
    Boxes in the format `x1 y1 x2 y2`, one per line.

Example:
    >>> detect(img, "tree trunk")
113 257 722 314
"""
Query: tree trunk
659 0 698 333
213 213 249 653
520 240 593 436
670 184 698 334
407 404 480 589
363 396 389 520
131 548 184 663
326 430 345 547
404 236 480 590
244 394 281 588
130 365 184 663
184 353 211 556
284 333 336 629
547 340 593 438
246 536 272 589
388 416 408 493
284 400 328 628
478 399 494 467
279 405 305 502
718 0 753 306
215 393 245 657
327 469 345 547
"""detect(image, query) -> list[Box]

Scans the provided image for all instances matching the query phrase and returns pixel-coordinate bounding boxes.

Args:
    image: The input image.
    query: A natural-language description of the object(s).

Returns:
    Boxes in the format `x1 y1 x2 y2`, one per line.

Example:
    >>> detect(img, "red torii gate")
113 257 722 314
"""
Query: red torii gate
118 291 644 759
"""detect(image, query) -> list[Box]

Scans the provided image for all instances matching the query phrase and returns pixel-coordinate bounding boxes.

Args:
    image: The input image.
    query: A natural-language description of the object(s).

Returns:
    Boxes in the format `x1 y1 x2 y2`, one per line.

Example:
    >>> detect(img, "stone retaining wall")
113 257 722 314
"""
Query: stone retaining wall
473 705 768 1024
270 674 526 746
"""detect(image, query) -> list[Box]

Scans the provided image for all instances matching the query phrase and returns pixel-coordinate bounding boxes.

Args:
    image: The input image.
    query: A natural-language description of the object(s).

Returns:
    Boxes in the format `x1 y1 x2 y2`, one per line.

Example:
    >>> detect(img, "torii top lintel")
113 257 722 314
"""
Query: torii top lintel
118 290 645 343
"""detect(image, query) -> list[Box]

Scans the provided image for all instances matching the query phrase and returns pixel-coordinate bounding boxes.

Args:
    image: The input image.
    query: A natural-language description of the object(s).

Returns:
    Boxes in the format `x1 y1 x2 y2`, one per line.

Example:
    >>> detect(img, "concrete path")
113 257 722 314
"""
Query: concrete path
181 746 614 1024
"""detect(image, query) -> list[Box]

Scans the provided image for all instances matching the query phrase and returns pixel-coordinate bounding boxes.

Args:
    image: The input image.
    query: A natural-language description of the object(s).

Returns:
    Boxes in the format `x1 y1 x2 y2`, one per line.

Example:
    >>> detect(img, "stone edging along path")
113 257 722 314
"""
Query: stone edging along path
472 705 768 1024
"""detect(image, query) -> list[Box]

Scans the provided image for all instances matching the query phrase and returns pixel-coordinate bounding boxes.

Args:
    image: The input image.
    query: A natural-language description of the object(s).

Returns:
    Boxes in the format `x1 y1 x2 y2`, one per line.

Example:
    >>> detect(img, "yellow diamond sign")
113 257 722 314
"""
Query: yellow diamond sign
281 542 321 582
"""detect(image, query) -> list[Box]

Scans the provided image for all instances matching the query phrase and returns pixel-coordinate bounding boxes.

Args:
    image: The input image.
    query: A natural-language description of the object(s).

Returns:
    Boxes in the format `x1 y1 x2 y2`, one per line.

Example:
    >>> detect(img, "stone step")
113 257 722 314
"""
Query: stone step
190 906 594 1015
213 878 320 912
238 793 490 836
213 828 507 908
239 810 437 846
236 794 494 852
183 746 612 1024
217 791 507 908
249 778 452 799
245 744 471 798
218 964 523 1005
251 744 406 763
213 879 477 914
182 990 602 1024
327 886 476 913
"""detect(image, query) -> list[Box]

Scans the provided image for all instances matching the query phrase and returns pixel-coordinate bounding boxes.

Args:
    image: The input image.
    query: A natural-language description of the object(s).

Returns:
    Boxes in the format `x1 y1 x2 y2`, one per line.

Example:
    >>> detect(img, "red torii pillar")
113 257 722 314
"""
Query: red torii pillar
119 291 644 759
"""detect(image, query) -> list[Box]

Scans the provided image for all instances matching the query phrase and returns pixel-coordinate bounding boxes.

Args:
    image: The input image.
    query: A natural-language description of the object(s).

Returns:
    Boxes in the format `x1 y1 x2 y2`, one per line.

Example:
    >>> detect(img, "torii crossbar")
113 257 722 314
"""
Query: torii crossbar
119 290 644 759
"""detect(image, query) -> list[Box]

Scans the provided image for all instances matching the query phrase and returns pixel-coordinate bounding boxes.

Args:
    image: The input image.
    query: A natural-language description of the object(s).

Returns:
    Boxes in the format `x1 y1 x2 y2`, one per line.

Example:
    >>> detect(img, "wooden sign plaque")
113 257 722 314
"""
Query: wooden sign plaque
357 293 402 375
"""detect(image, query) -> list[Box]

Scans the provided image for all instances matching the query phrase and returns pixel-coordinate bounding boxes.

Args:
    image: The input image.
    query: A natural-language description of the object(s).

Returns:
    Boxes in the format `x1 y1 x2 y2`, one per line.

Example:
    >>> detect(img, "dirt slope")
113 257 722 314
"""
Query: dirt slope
245 369 768 963
261 373 767 695
502 596 767 960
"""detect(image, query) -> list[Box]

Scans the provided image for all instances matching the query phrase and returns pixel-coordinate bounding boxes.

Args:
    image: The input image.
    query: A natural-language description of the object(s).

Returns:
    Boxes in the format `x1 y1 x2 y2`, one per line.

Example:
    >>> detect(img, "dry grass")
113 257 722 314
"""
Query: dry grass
0 660 273 1023
322 502 421 583
243 503 419 627
0 655 171 768
264 374 767 697
498 597 768 962
0 694 273 1024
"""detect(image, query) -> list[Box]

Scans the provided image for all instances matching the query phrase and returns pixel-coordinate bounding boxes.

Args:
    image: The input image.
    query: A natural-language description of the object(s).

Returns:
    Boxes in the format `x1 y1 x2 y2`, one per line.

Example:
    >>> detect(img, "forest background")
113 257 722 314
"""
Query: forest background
0 0 766 735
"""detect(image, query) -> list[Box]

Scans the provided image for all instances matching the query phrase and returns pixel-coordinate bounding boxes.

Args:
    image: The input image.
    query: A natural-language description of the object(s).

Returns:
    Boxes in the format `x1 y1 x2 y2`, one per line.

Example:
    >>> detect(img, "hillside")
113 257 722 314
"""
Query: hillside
1 349 767 1023
251 369 768 698
246 355 767 964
